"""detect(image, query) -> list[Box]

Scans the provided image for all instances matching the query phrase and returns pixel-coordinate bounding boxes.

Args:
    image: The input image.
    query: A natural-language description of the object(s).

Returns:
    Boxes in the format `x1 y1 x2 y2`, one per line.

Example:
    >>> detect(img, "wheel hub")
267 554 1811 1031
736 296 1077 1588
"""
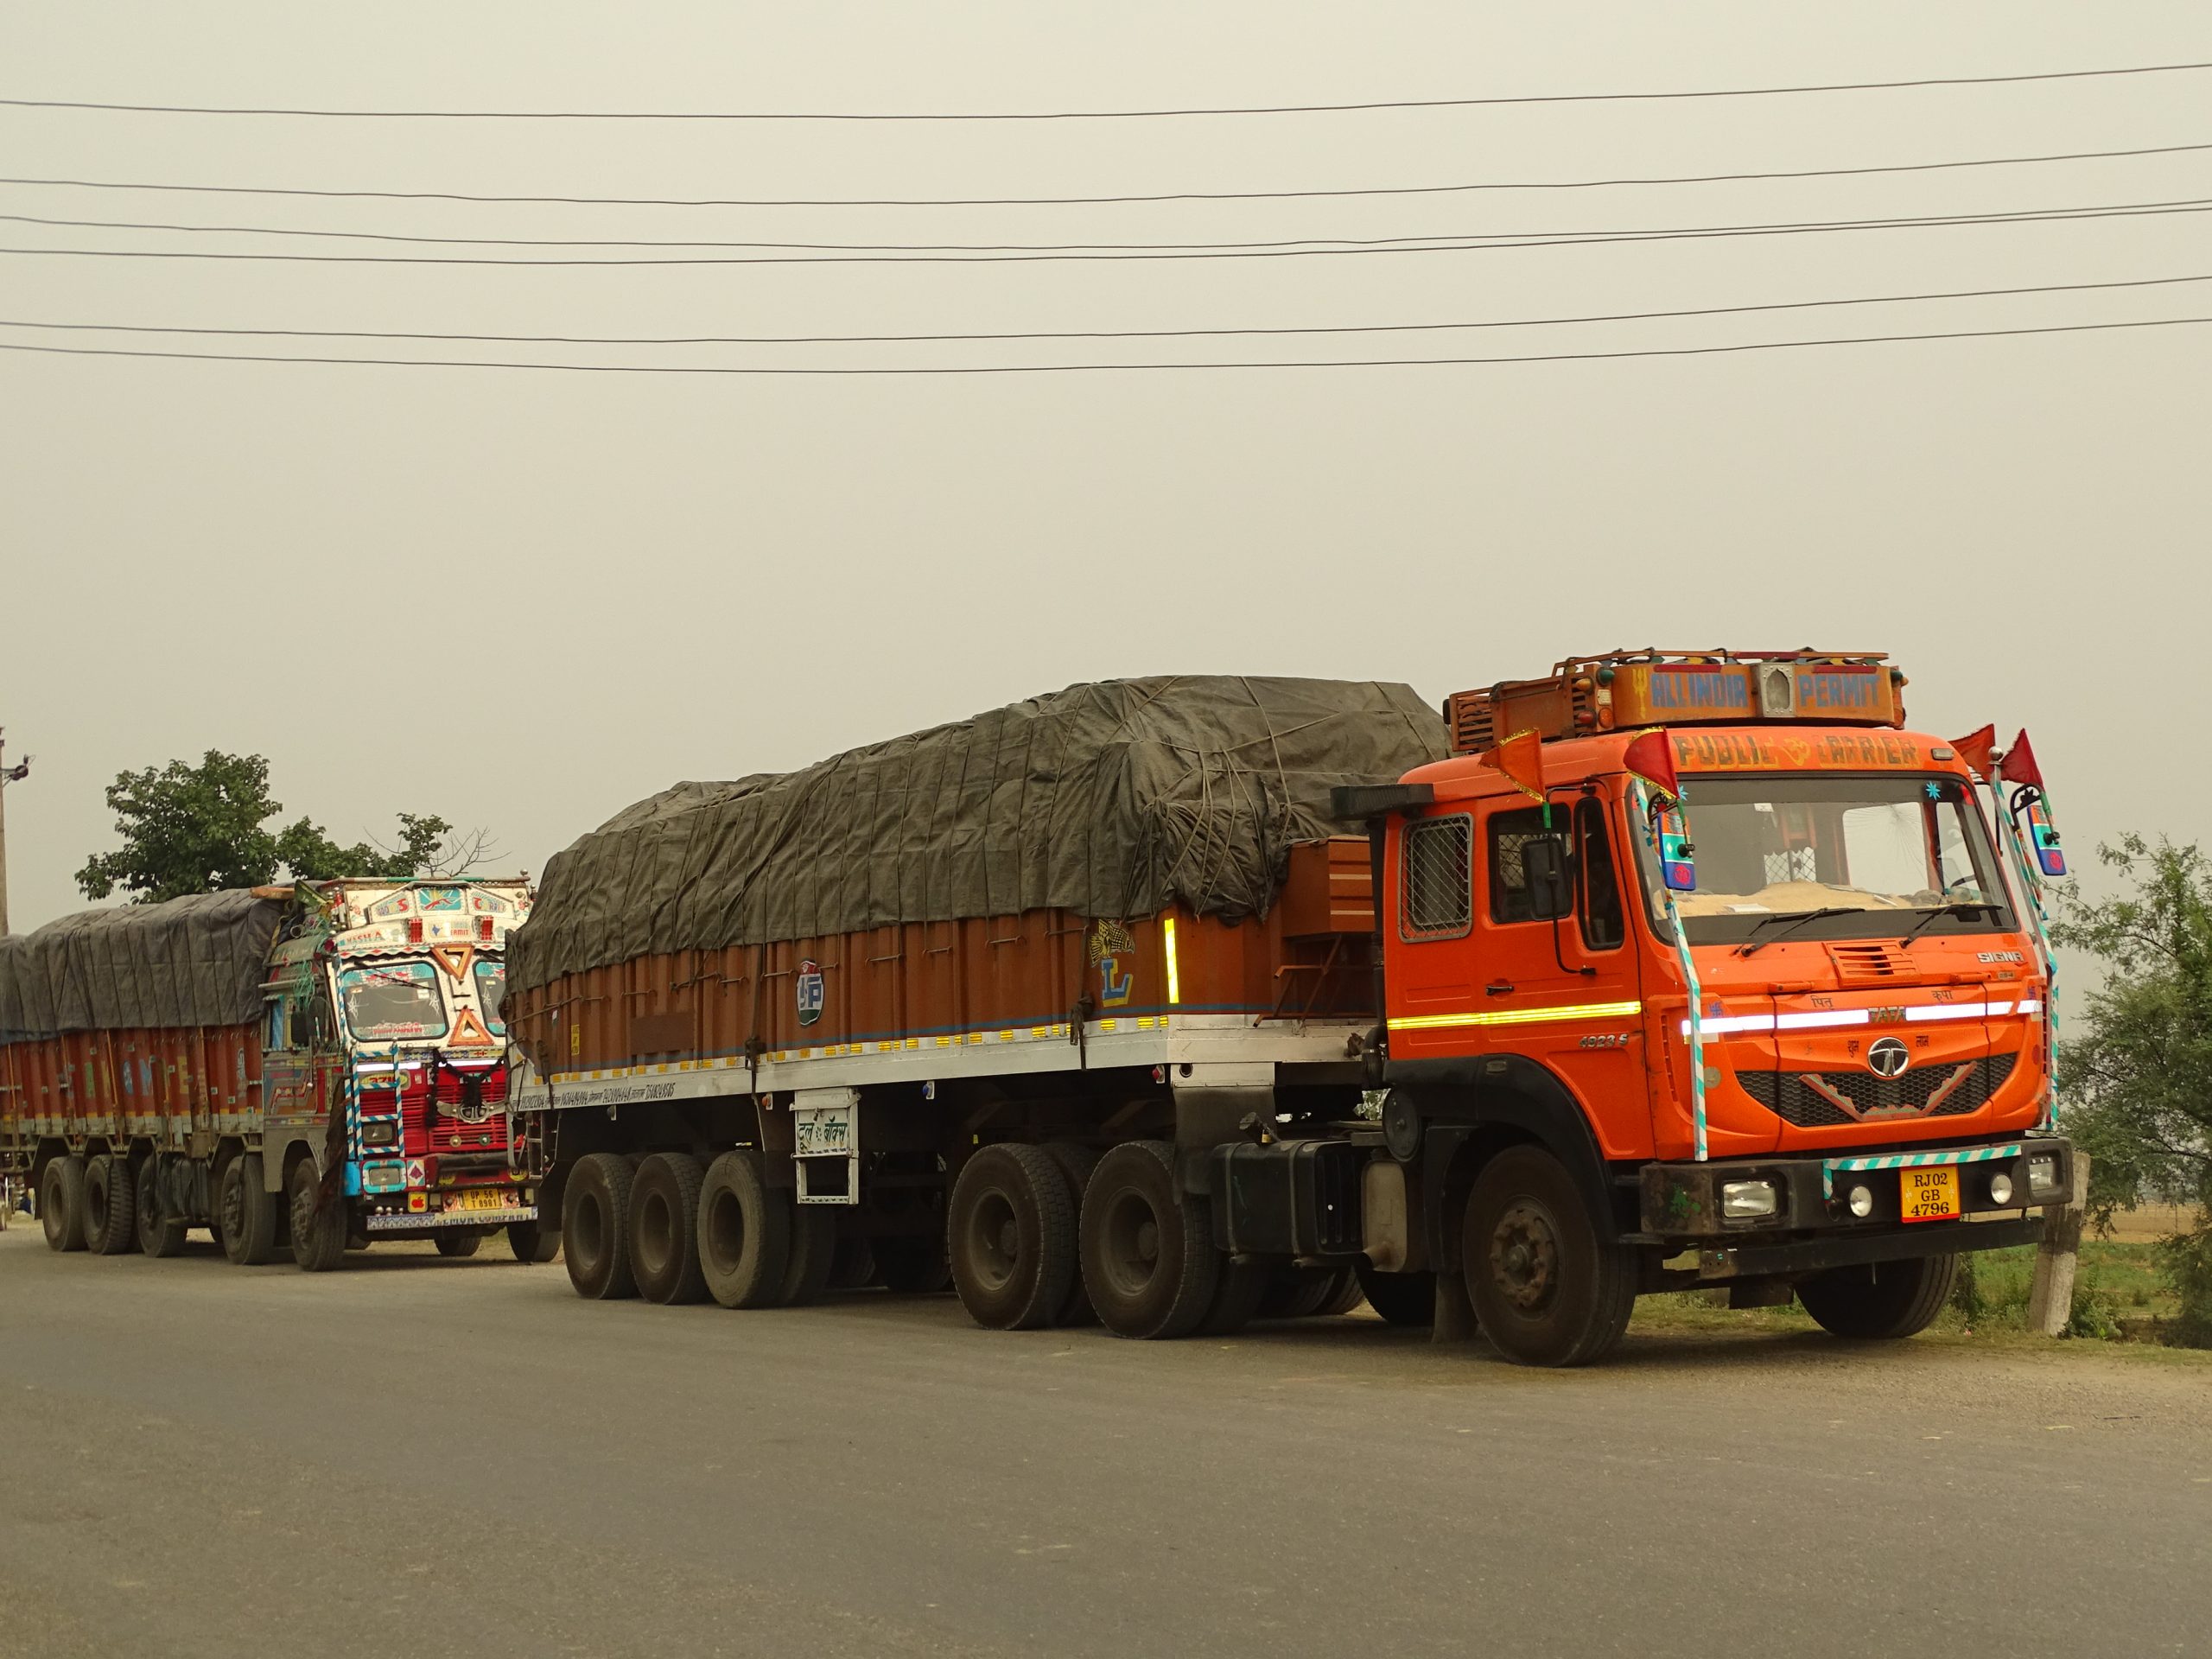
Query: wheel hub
1488 1200 1561 1314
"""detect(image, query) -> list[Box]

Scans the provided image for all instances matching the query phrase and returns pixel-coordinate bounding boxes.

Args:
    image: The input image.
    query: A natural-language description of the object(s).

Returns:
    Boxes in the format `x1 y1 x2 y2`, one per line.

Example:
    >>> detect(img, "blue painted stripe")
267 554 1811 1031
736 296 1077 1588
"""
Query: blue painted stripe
1821 1141 2021 1197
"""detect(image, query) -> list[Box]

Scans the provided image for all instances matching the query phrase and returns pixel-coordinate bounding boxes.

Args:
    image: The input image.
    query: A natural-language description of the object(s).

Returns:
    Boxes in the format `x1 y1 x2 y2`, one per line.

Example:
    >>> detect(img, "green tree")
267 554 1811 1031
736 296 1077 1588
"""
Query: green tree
2055 835 2212 1344
76 750 463 904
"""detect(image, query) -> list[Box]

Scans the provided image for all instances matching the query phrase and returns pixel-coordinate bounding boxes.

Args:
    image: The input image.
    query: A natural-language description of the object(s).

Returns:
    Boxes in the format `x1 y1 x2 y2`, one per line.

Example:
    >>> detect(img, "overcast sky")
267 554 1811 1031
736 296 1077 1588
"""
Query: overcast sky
3 3 2208 932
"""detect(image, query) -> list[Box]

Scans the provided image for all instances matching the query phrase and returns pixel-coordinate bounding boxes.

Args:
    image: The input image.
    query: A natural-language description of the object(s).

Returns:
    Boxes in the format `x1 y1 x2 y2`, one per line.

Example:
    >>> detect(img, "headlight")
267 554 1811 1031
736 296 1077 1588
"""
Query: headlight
1847 1184 1875 1218
2028 1154 2062 1198
1988 1172 2015 1206
360 1120 398 1148
1720 1179 1780 1220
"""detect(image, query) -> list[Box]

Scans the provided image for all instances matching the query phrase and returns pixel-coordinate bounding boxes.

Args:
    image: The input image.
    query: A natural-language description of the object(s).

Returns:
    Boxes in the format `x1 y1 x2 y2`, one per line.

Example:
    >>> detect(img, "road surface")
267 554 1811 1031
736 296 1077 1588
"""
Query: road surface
3 1224 2207 1657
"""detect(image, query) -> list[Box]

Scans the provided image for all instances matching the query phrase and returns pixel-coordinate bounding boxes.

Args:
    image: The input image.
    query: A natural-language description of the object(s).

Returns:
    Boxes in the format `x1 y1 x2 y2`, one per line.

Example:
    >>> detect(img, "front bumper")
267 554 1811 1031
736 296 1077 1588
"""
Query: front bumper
1637 1135 2073 1269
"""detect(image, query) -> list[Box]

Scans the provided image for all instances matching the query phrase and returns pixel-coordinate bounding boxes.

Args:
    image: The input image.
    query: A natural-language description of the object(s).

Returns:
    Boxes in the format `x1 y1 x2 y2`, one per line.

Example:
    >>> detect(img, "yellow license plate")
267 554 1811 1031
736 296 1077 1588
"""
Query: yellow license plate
450 1188 509 1214
1900 1166 1960 1223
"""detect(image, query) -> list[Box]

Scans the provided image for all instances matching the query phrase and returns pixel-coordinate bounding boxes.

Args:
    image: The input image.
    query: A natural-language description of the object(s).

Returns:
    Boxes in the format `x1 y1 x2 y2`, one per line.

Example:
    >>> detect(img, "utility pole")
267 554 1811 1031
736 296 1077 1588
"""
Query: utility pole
0 729 30 937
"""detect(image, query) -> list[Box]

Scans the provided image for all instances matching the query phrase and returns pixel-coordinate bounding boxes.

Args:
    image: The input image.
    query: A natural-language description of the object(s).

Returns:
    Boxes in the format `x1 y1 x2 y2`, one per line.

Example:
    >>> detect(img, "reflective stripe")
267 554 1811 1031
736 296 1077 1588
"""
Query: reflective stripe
1389 999 1643 1033
1681 998 2040 1038
1821 1141 2022 1198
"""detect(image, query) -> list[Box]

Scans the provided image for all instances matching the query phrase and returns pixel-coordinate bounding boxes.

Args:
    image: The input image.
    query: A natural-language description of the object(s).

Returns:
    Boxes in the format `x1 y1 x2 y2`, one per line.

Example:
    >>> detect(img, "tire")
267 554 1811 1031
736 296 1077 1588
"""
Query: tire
1461 1146 1636 1368
1798 1254 1959 1340
874 1232 951 1294
949 1143 1077 1331
562 1152 639 1300
1354 1261 1437 1328
1316 1265 1369 1316
83 1154 137 1255
827 1234 877 1291
779 1206 837 1308
41 1156 86 1254
219 1154 279 1267
630 1153 708 1305
1040 1141 1102 1325
1078 1140 1220 1341
697 1150 790 1310
1192 1255 1269 1337
1260 1264 1361 1320
435 1230 483 1259
135 1156 187 1258
507 1218 562 1264
288 1158 347 1273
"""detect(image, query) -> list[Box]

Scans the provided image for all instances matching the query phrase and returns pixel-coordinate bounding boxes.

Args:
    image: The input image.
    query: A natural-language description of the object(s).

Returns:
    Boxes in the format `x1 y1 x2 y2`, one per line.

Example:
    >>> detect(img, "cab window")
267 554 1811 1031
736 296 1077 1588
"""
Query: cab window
1575 798 1625 950
1487 807 1555 925
1401 815 1473 939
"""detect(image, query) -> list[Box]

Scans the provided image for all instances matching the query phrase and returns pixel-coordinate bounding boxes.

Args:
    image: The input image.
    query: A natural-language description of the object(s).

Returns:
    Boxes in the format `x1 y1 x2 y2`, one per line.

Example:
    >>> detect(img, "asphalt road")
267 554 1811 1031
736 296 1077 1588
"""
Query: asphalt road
3 1223 2208 1659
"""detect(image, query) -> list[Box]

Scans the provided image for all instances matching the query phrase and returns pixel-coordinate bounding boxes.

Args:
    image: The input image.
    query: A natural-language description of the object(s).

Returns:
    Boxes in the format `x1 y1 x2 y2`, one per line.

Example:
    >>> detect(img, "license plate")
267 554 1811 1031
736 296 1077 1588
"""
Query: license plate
1900 1166 1960 1223
449 1187 512 1214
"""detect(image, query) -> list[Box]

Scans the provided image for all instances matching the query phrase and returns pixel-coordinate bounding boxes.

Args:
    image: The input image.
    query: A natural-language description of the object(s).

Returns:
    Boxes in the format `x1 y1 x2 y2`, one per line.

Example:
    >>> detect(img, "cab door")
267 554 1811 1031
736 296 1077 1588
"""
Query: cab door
1469 796 1648 1160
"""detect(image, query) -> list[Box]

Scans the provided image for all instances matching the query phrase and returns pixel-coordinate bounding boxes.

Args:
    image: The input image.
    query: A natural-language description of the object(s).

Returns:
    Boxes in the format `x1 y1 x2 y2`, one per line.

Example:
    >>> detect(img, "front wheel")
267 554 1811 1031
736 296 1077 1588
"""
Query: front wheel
1798 1255 1958 1340
1461 1147 1636 1368
435 1230 484 1259
507 1217 561 1264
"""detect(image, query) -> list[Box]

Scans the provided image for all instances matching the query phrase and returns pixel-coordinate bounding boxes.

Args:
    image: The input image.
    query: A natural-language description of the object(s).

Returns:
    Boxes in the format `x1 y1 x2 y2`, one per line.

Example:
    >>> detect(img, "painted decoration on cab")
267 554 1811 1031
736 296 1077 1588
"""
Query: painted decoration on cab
796 958 825 1027
2026 798 2067 878
1087 920 1135 1008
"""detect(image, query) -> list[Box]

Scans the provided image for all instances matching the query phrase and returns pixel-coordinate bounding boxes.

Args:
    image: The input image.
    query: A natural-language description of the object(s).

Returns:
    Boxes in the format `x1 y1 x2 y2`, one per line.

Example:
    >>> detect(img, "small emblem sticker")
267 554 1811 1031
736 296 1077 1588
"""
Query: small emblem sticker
796 958 824 1027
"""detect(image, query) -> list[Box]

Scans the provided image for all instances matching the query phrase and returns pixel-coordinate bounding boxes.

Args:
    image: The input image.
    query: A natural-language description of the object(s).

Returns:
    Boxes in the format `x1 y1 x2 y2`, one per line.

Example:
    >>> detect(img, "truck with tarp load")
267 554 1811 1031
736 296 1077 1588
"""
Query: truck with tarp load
504 660 2075 1365
1 876 548 1269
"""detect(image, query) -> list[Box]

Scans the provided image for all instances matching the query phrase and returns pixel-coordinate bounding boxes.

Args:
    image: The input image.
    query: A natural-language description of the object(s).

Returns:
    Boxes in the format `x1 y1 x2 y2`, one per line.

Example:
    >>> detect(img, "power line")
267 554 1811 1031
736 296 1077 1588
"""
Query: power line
3 60 2208 120
6 193 2209 251
3 273 2206 348
6 139 2209 207
3 315 2207 372
4 198 2207 266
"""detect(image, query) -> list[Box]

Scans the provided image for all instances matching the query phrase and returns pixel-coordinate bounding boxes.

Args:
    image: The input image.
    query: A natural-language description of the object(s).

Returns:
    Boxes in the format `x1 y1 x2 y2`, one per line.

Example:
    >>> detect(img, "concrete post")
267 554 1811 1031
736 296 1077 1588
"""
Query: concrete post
2028 1155 2090 1338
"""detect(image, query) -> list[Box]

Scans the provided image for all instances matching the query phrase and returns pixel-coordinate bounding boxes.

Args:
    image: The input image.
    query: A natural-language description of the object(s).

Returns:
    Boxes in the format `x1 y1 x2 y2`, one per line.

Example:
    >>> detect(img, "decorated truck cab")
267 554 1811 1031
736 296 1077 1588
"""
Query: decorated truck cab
3 876 546 1270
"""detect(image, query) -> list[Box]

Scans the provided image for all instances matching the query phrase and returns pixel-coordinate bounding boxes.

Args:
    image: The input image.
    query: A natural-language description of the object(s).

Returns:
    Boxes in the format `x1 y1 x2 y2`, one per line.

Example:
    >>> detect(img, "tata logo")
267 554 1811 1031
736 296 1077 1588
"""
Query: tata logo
1867 1007 1907 1026
1866 1037 1911 1078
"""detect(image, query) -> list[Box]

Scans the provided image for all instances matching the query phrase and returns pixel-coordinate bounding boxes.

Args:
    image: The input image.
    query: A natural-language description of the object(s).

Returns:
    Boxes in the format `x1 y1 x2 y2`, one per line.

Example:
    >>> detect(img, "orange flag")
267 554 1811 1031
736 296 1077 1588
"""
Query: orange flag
1621 729 1680 803
1486 728 1547 804
1950 724 1997 780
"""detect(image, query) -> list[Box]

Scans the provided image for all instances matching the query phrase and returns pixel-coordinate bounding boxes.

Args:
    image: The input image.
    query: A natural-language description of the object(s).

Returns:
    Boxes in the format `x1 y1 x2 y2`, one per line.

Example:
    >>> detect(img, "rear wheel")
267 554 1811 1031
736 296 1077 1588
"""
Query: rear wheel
1192 1256 1269 1337
630 1153 708 1305
135 1157 188 1257
696 1150 789 1310
507 1217 561 1264
1462 1147 1635 1367
827 1235 877 1291
949 1143 1077 1331
1354 1261 1437 1327
779 1206 837 1308
1078 1140 1219 1340
1798 1255 1958 1340
1040 1142 1101 1325
288 1159 347 1273
219 1154 279 1267
83 1154 137 1255
41 1156 86 1253
562 1153 639 1300
435 1230 483 1259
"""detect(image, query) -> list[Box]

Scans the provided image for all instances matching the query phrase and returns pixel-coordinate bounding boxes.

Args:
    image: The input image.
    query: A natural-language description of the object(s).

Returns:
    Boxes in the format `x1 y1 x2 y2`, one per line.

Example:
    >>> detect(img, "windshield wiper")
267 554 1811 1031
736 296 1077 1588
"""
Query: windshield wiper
1897 901 1989 949
1734 907 1859 957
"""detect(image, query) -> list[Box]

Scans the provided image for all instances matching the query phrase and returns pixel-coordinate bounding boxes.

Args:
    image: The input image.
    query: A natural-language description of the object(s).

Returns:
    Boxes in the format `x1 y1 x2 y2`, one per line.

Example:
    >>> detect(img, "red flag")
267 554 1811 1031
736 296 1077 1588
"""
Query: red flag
1486 728 1547 804
1950 724 1998 780
2004 728 2046 791
1621 728 1680 802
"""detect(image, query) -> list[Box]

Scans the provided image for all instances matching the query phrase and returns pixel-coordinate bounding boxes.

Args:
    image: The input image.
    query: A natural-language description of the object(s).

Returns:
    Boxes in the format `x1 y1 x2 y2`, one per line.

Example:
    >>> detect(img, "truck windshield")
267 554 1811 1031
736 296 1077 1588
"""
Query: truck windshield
337 960 450 1040
473 959 506 1034
1643 773 2011 946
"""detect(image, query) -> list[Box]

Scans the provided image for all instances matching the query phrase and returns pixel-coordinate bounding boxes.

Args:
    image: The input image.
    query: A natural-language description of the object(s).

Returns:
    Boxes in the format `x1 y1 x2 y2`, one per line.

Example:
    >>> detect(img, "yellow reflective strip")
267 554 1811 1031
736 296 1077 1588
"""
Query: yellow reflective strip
1163 915 1181 1005
1388 999 1643 1033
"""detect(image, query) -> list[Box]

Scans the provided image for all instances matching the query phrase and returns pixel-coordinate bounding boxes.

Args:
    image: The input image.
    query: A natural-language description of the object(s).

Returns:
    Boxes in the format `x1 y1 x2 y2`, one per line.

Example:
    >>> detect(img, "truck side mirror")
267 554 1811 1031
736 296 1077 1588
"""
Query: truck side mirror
1653 804 1697 893
1522 834 1573 920
2022 796 2067 878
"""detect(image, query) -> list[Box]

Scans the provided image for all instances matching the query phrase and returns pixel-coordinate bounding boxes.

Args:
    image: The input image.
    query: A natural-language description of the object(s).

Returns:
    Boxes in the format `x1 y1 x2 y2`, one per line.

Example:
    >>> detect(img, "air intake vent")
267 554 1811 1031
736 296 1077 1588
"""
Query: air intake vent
1826 942 1911 985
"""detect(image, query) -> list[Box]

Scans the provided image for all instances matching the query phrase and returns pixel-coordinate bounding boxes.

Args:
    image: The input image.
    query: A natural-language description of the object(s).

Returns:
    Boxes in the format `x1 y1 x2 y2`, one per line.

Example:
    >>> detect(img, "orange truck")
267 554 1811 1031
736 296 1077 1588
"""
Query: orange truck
504 660 2074 1365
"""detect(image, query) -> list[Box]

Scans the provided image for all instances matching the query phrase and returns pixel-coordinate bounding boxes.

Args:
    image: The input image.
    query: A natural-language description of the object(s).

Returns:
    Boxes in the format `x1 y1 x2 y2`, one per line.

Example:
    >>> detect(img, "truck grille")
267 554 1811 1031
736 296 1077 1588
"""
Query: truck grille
1738 1053 2017 1128
396 1065 510 1156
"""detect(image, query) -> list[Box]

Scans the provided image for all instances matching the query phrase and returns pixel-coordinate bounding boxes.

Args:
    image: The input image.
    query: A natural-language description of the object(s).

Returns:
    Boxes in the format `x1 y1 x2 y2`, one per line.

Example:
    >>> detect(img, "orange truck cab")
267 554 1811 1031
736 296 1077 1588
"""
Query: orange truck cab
1343 649 2075 1363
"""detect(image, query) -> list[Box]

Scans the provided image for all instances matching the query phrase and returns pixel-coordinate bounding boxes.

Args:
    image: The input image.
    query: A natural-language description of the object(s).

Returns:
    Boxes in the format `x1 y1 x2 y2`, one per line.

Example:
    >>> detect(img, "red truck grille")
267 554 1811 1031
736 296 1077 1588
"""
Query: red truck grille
396 1064 511 1158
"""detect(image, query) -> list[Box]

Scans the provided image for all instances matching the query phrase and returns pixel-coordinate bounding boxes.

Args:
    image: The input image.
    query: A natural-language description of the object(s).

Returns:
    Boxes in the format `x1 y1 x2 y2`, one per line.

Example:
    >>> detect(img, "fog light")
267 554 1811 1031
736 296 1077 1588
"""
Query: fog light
2028 1154 2061 1197
360 1120 398 1149
1720 1179 1779 1220
1988 1172 2015 1206
1848 1184 1875 1218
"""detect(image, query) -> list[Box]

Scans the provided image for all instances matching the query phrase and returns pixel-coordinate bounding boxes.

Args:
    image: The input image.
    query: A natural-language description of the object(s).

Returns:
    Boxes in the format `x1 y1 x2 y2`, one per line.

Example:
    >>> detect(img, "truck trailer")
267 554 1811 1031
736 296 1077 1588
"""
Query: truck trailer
504 660 2075 1365
1 876 546 1268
